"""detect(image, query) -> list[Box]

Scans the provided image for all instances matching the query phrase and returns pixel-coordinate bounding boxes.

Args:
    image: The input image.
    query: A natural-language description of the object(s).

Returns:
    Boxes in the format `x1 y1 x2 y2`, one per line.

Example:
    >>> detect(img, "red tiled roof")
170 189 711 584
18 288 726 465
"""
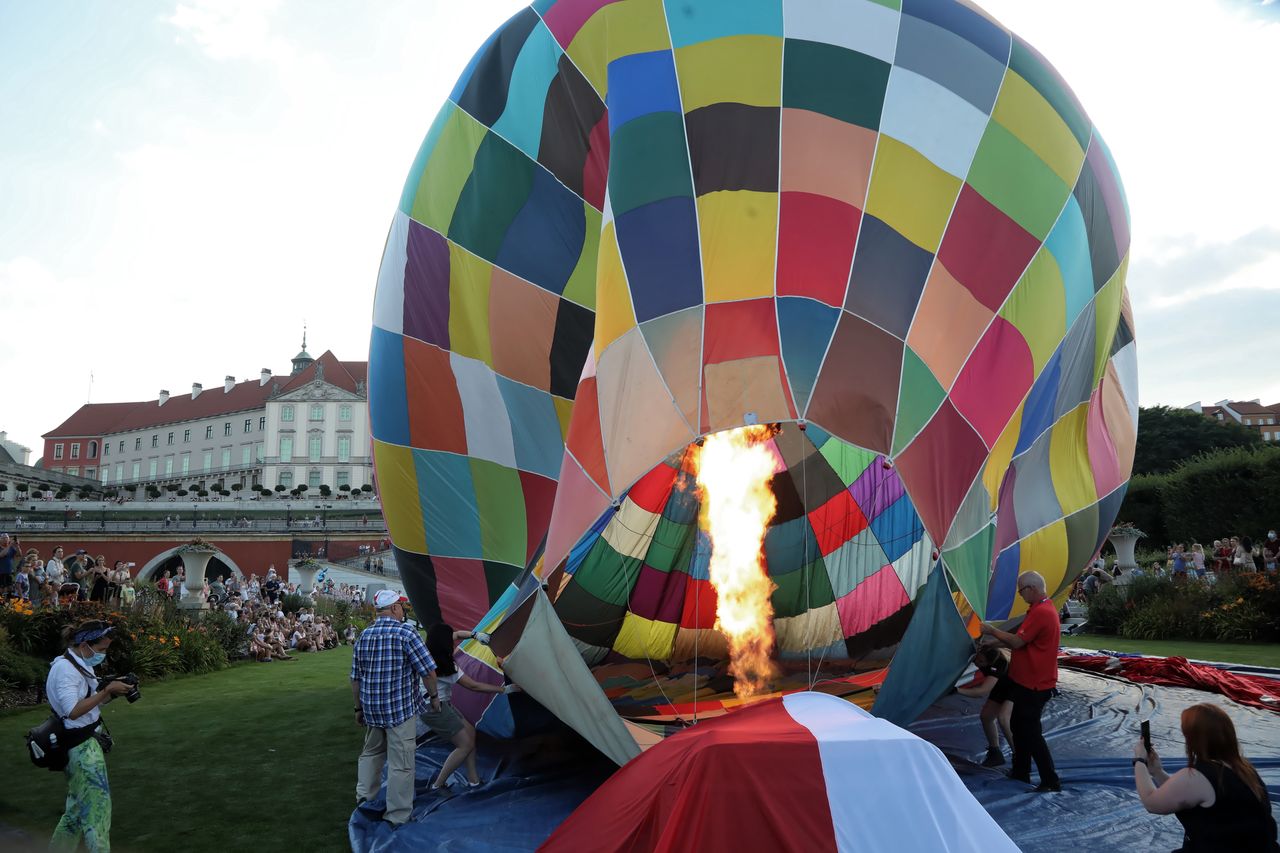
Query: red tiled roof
43 351 367 438
278 351 364 396
43 402 146 438
1226 400 1271 415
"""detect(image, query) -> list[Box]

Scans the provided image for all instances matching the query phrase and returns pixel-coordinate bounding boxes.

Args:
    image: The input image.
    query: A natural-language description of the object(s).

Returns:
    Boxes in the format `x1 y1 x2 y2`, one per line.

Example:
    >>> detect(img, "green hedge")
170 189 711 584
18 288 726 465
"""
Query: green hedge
1117 444 1280 548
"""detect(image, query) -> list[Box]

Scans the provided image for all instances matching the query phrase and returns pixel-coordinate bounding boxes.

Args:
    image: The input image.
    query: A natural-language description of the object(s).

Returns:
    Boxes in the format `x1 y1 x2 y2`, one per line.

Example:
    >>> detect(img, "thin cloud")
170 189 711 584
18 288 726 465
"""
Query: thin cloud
1130 228 1280 310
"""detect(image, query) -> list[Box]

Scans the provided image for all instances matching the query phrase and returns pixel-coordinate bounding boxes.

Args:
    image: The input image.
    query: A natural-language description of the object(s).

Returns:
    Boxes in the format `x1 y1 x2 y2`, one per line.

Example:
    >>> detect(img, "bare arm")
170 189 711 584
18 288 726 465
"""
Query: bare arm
422 670 440 710
457 673 506 694
1136 766 1212 815
980 624 1028 649
68 681 129 720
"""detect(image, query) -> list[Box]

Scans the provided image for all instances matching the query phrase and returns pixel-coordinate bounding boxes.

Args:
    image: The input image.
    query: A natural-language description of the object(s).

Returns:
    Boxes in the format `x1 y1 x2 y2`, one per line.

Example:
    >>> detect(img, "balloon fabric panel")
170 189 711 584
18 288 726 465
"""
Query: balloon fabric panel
370 0 1136 725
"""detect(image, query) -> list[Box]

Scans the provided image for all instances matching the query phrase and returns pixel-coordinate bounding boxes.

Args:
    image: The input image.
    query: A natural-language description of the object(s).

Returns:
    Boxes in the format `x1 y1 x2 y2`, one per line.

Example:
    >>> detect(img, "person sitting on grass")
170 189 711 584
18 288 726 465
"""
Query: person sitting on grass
422 623 511 793
1133 703 1278 851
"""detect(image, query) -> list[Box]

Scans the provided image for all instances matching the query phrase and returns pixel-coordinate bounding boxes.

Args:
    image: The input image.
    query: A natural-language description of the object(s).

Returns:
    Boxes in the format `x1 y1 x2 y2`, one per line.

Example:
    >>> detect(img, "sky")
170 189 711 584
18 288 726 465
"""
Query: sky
3 0 1278 455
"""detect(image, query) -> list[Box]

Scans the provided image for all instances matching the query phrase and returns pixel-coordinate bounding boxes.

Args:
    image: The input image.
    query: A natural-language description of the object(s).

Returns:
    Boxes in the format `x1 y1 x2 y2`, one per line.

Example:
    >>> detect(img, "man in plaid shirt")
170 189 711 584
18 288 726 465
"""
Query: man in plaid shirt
351 589 440 826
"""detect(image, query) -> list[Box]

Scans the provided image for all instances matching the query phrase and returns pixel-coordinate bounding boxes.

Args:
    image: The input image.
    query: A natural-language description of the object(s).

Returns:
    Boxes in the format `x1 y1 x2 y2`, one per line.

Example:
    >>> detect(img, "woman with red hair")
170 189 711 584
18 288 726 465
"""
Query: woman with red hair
1132 702 1278 851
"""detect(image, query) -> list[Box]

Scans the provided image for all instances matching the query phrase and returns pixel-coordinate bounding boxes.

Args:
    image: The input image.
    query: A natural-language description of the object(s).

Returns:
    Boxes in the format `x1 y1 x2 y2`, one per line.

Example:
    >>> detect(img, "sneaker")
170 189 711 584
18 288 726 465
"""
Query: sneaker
1033 781 1062 793
981 748 1006 768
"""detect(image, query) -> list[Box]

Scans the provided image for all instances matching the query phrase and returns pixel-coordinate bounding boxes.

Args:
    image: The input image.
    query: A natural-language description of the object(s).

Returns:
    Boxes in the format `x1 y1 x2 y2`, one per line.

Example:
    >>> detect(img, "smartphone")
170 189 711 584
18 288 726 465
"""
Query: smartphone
1141 720 1152 754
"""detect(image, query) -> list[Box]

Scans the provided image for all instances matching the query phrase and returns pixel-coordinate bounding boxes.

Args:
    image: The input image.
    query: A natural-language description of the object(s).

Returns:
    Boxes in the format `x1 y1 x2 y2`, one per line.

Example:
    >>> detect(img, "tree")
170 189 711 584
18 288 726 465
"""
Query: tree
297 484 309 494
231 483 243 492
1133 406 1261 476
76 491 91 500
0 484 8 498
15 483 28 493
318 484 331 497
123 484 137 493
360 484 373 494
198 489 209 498
219 489 231 497
146 485 161 498
274 484 287 493
32 490 44 499
177 489 189 497
165 483 180 493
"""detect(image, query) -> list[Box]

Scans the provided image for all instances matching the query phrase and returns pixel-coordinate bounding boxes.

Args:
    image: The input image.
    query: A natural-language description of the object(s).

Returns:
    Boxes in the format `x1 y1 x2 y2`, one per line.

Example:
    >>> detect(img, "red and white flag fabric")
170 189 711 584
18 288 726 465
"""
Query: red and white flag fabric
542 691 1019 853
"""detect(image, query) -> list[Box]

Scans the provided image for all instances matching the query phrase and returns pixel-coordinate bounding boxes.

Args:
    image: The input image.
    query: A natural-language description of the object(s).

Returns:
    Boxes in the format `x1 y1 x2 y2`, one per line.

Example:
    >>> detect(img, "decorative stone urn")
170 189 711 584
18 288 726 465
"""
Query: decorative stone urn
175 540 218 612
1106 525 1145 582
293 560 320 594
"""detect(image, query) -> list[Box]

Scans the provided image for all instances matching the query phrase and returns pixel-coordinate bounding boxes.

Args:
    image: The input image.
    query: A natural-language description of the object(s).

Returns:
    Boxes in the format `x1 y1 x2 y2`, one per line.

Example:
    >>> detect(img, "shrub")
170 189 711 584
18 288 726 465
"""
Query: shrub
201 609 249 660
175 624 229 674
280 593 309 615
0 646 50 689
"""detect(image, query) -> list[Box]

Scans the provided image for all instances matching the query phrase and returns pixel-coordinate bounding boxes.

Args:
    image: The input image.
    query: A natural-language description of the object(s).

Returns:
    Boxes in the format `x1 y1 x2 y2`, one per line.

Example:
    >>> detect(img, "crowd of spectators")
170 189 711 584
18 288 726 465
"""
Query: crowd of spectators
0 536 139 608
1072 528 1278 600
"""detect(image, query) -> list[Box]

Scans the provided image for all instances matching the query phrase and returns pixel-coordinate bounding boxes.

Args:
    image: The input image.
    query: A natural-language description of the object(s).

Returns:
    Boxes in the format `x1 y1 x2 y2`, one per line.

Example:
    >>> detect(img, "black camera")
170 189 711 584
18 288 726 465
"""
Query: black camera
99 673 141 703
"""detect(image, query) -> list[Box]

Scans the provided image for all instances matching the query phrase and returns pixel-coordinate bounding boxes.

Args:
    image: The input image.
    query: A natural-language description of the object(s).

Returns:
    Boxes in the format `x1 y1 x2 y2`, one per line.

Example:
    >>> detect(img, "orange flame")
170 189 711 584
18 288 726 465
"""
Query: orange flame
693 424 779 699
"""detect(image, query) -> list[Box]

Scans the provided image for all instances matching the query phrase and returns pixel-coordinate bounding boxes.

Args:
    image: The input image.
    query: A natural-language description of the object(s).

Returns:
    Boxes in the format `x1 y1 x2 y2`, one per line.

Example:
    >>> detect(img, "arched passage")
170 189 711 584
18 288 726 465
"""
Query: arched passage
137 546 246 583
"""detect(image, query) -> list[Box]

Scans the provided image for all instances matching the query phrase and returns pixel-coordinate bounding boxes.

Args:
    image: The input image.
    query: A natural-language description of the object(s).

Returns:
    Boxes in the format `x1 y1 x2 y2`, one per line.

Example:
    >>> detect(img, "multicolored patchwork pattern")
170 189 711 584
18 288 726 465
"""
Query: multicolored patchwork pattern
371 0 1136 710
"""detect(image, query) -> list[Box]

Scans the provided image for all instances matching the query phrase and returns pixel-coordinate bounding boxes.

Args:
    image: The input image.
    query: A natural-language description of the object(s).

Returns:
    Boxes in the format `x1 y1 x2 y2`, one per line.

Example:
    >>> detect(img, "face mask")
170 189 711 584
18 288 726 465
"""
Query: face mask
86 650 106 667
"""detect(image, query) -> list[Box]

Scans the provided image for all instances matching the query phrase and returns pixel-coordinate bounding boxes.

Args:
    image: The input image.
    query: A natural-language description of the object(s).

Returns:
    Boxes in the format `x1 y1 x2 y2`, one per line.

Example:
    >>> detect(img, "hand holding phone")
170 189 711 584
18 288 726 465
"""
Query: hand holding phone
1141 720 1152 755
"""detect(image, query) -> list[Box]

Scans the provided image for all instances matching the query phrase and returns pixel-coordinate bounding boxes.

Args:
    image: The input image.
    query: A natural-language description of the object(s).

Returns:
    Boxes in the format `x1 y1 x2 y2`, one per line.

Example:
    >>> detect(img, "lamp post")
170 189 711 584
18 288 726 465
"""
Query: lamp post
64 504 70 529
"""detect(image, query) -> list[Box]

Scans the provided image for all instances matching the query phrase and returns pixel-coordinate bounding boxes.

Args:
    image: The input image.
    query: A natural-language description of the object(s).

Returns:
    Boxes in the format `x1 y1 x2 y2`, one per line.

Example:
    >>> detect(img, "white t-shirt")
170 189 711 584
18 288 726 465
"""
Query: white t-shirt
46 559 65 585
436 671 462 704
46 654 100 729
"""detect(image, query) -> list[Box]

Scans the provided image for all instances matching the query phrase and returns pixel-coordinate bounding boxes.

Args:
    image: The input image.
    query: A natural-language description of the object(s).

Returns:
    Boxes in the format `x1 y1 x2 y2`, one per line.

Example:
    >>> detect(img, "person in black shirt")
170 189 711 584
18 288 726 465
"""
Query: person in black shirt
957 644 1014 767
1133 702 1278 852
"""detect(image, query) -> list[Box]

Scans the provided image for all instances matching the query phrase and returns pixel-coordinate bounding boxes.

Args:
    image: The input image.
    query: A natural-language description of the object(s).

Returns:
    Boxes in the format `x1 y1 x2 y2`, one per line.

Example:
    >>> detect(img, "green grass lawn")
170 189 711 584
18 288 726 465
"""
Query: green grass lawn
0 649 362 852
1063 634 1280 668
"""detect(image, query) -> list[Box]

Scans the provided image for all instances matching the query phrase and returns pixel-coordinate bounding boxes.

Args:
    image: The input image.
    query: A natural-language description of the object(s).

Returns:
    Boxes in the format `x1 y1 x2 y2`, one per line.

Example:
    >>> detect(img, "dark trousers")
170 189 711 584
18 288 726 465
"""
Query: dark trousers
1008 680 1058 785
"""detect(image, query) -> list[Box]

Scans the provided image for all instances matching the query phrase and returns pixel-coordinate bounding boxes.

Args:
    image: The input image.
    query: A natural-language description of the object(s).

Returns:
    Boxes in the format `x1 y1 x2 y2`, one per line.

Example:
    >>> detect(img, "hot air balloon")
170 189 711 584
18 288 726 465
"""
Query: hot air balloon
369 0 1135 762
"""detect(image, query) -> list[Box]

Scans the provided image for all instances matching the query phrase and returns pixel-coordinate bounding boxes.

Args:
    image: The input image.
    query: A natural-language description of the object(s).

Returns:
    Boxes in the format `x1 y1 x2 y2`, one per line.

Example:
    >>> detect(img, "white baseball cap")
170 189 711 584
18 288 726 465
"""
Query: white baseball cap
374 589 407 609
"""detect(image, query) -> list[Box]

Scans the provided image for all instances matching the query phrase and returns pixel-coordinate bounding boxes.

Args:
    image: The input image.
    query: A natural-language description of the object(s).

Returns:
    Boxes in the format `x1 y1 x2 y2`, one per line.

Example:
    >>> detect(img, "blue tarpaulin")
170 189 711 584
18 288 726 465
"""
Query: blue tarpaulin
351 667 1280 852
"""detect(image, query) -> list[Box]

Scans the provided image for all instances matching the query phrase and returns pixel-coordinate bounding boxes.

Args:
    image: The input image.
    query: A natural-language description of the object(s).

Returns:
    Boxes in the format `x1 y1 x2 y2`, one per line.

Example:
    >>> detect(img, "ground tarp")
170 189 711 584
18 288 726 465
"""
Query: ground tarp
350 667 1280 852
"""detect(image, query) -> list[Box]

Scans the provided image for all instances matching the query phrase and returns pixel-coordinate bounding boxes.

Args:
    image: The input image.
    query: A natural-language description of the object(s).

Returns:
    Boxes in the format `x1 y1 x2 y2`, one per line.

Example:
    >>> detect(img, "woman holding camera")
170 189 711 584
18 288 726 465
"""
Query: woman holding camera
1133 702 1278 851
46 619 134 852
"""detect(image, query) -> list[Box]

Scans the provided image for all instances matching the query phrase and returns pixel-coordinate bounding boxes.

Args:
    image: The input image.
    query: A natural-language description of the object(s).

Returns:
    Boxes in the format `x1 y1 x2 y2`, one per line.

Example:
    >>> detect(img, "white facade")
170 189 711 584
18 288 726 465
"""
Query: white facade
101 410 267 489
261 378 372 494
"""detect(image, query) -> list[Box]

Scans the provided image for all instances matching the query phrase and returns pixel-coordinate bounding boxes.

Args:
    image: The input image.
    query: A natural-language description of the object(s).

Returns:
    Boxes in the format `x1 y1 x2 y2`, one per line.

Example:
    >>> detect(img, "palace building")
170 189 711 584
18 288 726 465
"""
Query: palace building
39 339 371 495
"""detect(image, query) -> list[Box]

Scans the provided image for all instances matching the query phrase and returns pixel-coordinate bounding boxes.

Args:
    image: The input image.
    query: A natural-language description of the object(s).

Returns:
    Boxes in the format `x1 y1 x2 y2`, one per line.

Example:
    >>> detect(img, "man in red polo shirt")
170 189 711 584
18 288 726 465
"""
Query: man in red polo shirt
980 571 1061 792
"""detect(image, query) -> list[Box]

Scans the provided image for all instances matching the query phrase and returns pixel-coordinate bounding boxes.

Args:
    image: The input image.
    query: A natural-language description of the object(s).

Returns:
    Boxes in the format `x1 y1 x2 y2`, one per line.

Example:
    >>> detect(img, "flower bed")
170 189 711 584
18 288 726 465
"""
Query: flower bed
1086 572 1280 642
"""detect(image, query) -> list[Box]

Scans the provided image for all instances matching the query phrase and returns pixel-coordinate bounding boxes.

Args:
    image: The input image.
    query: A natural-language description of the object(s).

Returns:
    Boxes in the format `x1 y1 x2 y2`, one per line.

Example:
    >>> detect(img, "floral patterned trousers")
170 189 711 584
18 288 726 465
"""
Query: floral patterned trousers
51 737 111 852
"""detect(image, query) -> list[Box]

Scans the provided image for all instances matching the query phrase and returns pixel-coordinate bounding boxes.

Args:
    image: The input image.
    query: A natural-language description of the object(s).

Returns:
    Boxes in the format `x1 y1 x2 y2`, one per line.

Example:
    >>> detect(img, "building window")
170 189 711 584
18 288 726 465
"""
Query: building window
221 448 231 469
255 442 264 463
166 432 173 446
132 462 141 480
339 404 352 422
308 469 322 489
205 425 214 439
242 445 252 466
203 452 212 472
67 467 79 477
149 460 158 479
71 443 81 459
103 442 109 457
223 422 232 437
85 467 95 479
165 457 174 475
51 466 63 473
182 454 190 475
101 467 110 483
244 419 252 433
135 437 142 451
89 441 98 457
150 435 158 448
282 405 295 423
280 470 294 488
309 434 322 463
310 404 324 421
1265 432 1272 441
184 429 191 443
115 463 123 481
54 444 64 460
336 470 350 489
258 416 266 431
280 436 293 463
337 436 351 463
117 441 123 453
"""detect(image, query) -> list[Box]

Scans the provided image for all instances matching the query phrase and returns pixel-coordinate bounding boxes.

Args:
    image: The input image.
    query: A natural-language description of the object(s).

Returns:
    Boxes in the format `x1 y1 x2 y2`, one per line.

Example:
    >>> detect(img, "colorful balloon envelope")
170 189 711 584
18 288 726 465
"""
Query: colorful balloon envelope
370 0 1136 736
